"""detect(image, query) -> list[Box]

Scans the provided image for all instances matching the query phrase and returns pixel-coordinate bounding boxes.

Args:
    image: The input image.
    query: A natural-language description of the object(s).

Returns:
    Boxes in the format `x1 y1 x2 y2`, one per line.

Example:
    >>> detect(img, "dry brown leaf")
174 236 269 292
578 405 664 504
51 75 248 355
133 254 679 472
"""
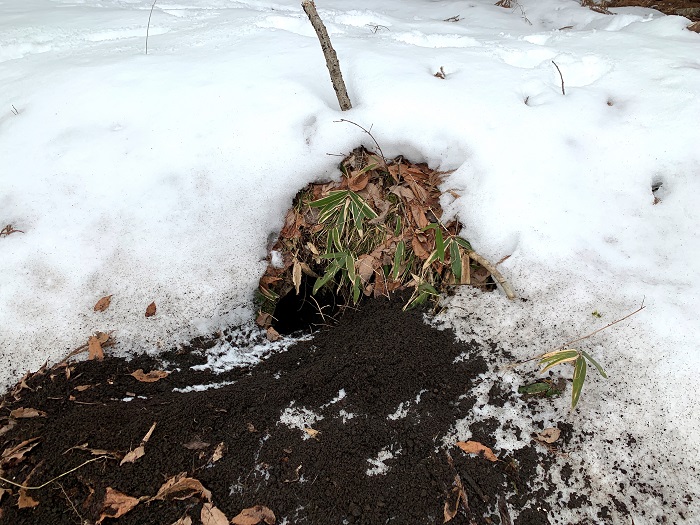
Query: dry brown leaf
66 443 122 459
18 489 39 509
0 419 17 438
303 428 320 440
255 312 273 328
266 327 281 342
130 369 170 383
97 487 142 524
149 473 212 502
10 407 46 419
1 437 40 468
536 427 561 444
120 422 156 466
455 441 498 462
409 203 429 229
201 503 229 525
411 236 431 260
74 385 92 392
96 331 110 344
348 170 370 191
246 423 257 433
292 260 302 295
231 505 276 525
356 254 376 284
145 301 157 317
211 442 226 463
93 295 112 312
183 438 210 451
443 474 467 522
389 185 416 201
88 336 104 361
689 21 700 33
170 516 193 525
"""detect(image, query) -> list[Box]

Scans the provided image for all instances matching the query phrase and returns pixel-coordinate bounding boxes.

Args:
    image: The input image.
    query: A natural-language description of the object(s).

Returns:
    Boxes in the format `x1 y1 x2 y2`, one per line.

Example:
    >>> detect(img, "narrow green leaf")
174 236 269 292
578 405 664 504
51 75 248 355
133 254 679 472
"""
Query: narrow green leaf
346 255 356 284
394 216 402 237
352 281 361 303
435 228 444 263
418 282 439 295
349 191 378 220
329 228 342 252
320 252 348 260
518 383 552 395
571 356 587 408
580 350 608 379
393 241 405 280
454 237 473 251
422 250 439 270
449 240 461 283
356 162 379 176
312 262 341 294
309 190 348 208
539 350 580 373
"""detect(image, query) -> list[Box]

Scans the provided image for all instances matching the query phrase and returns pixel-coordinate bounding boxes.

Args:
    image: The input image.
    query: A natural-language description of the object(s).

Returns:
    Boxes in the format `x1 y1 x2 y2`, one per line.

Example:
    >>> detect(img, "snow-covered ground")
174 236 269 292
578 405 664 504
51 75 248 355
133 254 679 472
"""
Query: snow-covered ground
2 0 699 522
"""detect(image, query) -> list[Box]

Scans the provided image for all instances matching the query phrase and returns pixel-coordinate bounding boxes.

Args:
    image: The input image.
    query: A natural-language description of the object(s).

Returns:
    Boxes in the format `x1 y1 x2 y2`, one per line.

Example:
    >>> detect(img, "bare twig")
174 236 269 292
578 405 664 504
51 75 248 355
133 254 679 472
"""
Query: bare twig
443 15 462 22
302 1 352 111
334 119 388 170
468 251 516 300
0 224 24 237
366 24 389 33
552 61 565 95
56 482 85 524
0 456 110 491
145 0 158 55
11 105 19 116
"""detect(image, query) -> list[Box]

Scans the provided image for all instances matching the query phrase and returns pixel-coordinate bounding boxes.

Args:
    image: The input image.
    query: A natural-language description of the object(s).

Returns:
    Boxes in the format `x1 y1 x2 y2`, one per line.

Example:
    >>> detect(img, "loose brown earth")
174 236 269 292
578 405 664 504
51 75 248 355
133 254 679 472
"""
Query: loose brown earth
0 294 583 525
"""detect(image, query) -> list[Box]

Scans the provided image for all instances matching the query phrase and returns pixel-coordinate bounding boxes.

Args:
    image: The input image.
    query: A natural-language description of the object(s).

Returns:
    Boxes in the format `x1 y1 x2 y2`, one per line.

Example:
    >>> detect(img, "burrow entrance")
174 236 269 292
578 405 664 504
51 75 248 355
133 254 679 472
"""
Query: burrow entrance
256 147 511 337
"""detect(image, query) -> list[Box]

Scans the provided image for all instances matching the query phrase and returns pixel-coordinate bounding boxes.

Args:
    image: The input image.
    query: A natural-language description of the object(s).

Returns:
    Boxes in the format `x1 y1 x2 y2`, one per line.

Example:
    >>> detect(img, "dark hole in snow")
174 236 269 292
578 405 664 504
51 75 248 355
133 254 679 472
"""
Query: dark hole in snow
271 274 342 335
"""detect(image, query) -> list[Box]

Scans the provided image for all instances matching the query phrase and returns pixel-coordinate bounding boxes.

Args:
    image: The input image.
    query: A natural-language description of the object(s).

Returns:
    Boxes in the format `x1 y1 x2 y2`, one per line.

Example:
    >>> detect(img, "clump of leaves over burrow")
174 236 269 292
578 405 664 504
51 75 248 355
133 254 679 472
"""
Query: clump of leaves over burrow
256 147 496 327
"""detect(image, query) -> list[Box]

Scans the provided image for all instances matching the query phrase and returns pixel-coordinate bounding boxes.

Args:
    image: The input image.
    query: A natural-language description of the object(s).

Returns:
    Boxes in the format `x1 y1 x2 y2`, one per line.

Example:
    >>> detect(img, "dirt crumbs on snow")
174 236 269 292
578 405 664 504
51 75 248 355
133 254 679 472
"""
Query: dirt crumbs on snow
2 296 576 525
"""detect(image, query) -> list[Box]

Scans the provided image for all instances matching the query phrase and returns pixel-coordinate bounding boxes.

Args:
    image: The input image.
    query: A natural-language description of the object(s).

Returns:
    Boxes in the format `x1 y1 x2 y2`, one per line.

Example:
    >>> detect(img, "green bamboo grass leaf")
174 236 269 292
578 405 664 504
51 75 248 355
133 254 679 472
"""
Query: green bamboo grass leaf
349 191 378 220
435 228 444 262
418 282 439 296
346 255 357 284
352 280 361 303
309 190 348 209
320 252 348 260
423 250 439 270
392 241 405 280
313 261 341 294
539 350 579 373
518 382 552 395
355 162 379 176
394 216 402 237
580 350 608 378
449 240 461 283
572 356 587 408
329 227 342 252
454 237 473 251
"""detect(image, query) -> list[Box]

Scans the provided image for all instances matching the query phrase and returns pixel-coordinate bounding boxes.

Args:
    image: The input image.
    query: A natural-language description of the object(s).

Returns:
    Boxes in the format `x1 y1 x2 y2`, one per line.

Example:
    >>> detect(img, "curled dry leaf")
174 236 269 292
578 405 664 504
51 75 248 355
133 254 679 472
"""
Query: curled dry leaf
536 427 561 444
210 442 226 463
120 422 157 466
170 516 193 525
455 441 498 462
231 505 276 525
97 487 142 524
145 301 157 318
201 503 229 525
88 336 104 361
10 407 46 419
1 437 40 469
149 473 212 502
266 327 281 342
130 369 170 383
443 474 468 523
93 295 112 312
74 385 92 392
303 428 320 440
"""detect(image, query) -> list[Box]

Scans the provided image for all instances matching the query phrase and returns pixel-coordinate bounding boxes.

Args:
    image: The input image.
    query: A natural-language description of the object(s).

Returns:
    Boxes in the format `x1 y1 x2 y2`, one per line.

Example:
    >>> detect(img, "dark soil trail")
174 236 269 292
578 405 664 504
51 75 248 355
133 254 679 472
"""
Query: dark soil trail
1 296 554 525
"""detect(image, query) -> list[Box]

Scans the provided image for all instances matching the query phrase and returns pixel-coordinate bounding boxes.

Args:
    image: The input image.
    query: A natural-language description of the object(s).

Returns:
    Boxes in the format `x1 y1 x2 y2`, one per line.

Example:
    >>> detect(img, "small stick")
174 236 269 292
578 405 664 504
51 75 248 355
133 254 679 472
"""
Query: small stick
0 456 110 491
302 1 352 111
468 251 516 300
334 119 388 170
145 0 158 55
552 61 565 95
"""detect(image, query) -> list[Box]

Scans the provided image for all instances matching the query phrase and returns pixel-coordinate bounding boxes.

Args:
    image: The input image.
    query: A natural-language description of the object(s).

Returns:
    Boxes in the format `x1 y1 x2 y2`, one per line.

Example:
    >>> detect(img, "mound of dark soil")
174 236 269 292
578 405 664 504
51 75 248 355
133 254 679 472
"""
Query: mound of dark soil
1 296 556 525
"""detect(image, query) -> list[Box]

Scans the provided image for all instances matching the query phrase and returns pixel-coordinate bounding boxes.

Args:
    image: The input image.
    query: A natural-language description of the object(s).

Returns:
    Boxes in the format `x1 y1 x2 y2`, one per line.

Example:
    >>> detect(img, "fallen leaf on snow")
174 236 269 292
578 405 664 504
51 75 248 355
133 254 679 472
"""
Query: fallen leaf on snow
149 473 212 502
130 369 170 383
10 408 46 419
231 505 276 525
266 327 281 342
145 302 157 317
210 442 226 463
97 487 142 523
93 295 112 312
88 336 104 361
120 422 157 466
455 441 498 462
536 427 561 444
201 503 229 525
95 331 110 344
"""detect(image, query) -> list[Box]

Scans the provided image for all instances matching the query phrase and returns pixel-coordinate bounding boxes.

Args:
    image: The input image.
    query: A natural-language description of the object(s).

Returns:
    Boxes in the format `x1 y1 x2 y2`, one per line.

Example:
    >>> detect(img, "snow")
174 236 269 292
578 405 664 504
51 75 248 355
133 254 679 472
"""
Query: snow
1 0 699 521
